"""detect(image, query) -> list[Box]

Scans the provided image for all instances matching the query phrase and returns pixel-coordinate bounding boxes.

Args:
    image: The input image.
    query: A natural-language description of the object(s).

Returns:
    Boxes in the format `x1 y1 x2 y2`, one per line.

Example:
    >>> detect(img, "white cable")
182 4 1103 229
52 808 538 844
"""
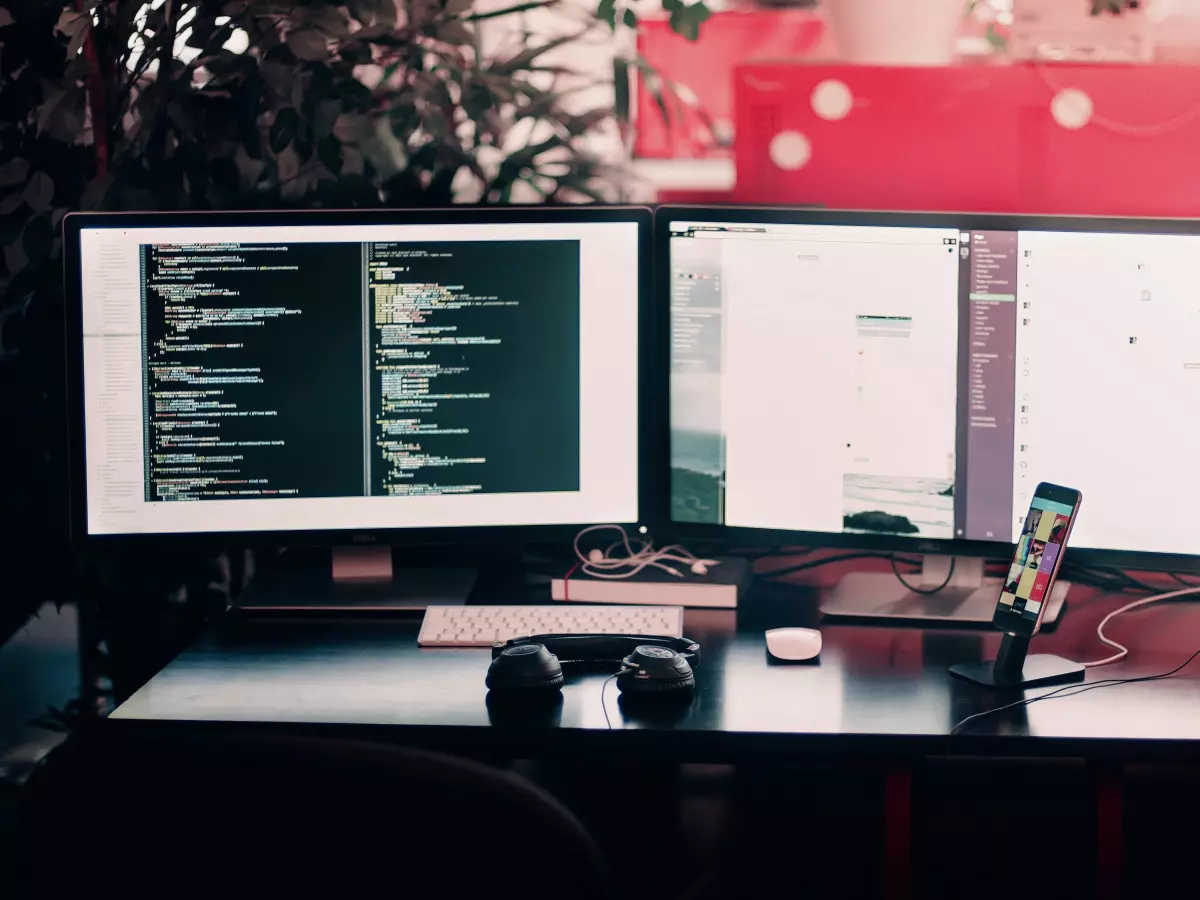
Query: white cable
572 524 719 580
1082 584 1200 668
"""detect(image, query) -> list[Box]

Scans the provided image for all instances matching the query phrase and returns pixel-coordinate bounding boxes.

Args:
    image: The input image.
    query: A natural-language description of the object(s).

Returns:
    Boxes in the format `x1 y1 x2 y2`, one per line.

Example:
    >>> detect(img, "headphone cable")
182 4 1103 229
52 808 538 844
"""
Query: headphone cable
600 671 623 730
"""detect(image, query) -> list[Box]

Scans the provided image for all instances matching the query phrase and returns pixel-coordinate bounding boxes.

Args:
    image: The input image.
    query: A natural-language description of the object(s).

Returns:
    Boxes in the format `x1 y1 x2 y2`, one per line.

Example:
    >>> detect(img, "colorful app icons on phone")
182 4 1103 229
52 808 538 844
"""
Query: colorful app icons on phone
1005 562 1023 594
1047 514 1070 545
1034 511 1057 542
1023 508 1043 537
1028 540 1046 569
1014 534 1031 565
1039 541 1060 572
1029 570 1051 603
1017 566 1039 599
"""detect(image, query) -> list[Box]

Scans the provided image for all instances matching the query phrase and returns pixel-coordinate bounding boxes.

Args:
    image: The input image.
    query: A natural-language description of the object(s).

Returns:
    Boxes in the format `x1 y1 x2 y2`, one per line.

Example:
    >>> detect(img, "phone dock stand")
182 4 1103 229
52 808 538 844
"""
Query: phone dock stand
949 632 1085 689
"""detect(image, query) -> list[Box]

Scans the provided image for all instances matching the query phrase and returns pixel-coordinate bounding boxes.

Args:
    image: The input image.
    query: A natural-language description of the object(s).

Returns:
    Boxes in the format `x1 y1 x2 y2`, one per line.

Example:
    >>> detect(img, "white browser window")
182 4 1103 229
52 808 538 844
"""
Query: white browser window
679 223 960 537
1013 230 1200 553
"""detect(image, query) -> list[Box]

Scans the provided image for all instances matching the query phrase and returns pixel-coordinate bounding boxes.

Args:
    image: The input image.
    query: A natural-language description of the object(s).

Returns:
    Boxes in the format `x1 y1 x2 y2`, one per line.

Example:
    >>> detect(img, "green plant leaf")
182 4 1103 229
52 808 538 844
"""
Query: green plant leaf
314 99 342 141
79 174 114 211
270 108 299 153
306 6 351 39
287 29 329 61
668 2 710 41
597 0 617 29
437 19 473 44
623 8 637 28
318 135 343 174
346 0 386 25
22 172 53 212
0 159 29 188
333 113 373 143
37 87 86 144
55 10 88 37
491 34 579 75
21 215 53 266
612 57 630 124
0 192 24 217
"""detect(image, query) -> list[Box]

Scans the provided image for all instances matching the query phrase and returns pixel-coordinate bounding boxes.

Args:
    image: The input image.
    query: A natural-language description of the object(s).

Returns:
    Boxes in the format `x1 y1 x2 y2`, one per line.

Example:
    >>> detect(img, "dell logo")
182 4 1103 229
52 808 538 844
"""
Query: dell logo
351 533 377 544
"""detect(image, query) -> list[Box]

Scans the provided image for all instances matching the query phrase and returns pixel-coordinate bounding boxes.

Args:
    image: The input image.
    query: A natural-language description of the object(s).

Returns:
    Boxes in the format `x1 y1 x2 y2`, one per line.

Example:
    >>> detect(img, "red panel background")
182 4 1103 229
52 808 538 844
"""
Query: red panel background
634 10 825 159
733 62 1200 217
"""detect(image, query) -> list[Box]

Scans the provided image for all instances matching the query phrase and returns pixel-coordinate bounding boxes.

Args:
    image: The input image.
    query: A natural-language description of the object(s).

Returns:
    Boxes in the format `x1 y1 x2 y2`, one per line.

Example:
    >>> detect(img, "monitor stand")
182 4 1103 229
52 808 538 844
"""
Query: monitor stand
819 555 1068 627
235 547 477 612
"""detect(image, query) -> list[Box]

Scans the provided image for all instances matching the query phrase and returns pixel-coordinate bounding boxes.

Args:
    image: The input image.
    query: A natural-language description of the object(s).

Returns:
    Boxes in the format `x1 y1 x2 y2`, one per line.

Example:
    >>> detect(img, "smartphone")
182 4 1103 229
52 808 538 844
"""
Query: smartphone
993 482 1082 637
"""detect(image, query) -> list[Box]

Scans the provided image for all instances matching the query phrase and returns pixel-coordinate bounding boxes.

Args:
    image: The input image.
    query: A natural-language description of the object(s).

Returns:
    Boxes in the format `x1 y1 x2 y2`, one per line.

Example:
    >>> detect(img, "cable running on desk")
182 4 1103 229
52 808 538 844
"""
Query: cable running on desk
952 645 1200 734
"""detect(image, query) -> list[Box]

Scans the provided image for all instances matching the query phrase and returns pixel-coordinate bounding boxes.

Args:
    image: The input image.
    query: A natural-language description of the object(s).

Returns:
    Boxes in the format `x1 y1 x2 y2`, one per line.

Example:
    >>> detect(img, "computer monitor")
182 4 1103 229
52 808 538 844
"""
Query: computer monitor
65 208 651 557
659 207 1200 620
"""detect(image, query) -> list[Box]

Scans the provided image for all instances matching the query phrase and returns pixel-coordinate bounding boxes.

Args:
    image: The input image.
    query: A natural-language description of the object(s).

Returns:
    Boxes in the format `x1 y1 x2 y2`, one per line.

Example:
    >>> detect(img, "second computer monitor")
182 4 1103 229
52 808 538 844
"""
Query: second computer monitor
67 207 650 543
661 207 1200 567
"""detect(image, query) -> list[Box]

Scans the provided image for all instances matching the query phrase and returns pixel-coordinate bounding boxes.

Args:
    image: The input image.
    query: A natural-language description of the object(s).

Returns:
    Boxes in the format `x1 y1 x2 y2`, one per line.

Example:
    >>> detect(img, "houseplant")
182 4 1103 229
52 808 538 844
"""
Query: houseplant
0 0 711 693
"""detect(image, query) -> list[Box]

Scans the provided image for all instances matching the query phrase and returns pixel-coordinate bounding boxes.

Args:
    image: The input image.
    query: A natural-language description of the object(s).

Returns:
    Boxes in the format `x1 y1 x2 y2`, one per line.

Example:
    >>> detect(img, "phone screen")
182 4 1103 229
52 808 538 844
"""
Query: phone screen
998 491 1079 625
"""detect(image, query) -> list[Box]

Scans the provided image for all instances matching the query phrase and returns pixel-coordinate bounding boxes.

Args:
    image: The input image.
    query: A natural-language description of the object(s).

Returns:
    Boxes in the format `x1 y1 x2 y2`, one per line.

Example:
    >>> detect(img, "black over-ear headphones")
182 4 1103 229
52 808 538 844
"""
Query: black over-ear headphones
486 634 700 698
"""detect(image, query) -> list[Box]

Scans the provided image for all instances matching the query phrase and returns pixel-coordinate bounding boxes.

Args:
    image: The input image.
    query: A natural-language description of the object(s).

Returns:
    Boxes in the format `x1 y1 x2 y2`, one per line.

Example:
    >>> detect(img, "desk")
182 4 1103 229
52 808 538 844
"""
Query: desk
108 564 1200 900
111 570 1200 761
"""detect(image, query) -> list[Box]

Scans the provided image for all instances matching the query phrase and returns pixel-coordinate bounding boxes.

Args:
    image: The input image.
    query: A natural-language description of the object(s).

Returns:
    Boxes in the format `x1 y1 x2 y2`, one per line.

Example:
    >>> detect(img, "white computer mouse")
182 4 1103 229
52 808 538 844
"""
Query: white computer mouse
765 627 823 662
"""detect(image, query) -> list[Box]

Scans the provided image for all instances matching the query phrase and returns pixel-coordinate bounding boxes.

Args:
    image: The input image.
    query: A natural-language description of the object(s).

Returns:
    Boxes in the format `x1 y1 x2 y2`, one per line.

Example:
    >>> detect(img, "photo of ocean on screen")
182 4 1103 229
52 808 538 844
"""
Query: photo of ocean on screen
842 474 954 538
671 429 722 524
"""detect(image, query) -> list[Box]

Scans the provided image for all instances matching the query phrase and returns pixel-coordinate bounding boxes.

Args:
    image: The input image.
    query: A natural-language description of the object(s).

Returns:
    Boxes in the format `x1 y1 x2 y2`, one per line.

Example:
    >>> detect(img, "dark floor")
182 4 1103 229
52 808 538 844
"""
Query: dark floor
0 603 78 896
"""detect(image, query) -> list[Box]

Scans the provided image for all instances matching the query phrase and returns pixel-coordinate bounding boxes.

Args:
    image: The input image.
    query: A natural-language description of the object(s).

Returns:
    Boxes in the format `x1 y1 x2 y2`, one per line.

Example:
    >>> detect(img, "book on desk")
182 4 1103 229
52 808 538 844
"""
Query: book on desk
551 557 751 608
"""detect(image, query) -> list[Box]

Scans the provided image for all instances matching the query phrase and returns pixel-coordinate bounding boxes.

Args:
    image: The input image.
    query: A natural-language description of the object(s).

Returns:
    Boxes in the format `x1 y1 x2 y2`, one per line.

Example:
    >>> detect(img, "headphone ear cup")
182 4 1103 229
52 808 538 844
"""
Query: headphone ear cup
616 669 696 695
615 646 696 696
486 643 564 694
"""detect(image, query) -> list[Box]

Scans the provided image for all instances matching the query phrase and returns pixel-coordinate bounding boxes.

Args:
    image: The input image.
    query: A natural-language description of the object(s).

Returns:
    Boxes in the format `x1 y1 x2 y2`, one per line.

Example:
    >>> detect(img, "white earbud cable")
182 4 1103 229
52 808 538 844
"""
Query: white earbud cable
572 524 719 580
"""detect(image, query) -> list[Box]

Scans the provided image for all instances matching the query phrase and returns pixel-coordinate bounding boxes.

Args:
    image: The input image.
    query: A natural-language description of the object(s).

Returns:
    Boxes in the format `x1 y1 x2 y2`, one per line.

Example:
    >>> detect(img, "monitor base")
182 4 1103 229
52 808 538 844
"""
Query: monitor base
819 556 1068 627
235 547 477 612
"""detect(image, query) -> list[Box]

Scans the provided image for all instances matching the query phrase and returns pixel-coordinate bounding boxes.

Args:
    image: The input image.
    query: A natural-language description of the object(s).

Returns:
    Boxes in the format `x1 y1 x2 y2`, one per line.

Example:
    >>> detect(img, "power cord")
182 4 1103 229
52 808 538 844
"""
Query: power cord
1063 565 1163 594
952 644 1200 734
890 556 957 595
1080 584 1200 668
759 551 926 580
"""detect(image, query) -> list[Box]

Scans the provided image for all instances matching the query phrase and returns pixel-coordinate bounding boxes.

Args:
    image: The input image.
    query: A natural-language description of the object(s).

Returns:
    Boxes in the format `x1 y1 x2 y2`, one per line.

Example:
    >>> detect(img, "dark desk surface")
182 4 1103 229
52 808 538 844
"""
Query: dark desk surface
110 562 1200 761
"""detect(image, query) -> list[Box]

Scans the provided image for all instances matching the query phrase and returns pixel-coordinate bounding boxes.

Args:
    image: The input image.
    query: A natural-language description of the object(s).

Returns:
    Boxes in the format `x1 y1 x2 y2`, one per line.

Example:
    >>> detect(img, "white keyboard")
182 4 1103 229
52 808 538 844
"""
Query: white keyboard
417 605 685 648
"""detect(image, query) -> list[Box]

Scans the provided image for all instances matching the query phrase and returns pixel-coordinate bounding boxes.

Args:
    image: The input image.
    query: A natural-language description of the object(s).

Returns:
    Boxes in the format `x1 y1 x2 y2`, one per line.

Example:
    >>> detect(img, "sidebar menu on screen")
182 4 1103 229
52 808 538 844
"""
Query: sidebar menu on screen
959 231 1019 541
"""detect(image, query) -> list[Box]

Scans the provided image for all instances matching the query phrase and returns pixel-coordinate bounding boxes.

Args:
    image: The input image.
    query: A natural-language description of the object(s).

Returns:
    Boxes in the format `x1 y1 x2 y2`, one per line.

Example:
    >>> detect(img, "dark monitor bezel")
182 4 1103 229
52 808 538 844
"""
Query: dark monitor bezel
65 205 655 550
654 204 1200 572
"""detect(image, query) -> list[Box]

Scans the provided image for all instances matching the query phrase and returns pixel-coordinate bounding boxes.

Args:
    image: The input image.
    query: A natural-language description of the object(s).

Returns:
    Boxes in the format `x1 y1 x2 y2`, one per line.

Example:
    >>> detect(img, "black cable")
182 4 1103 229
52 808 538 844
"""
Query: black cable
890 556 957 594
951 645 1200 734
759 551 924 580
1094 569 1161 593
1059 564 1157 593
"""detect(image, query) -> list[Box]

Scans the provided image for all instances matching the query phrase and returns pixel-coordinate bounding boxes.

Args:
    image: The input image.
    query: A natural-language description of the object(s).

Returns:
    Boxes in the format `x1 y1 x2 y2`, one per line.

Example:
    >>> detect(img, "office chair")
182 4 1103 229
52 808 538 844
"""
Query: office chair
18 724 613 898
